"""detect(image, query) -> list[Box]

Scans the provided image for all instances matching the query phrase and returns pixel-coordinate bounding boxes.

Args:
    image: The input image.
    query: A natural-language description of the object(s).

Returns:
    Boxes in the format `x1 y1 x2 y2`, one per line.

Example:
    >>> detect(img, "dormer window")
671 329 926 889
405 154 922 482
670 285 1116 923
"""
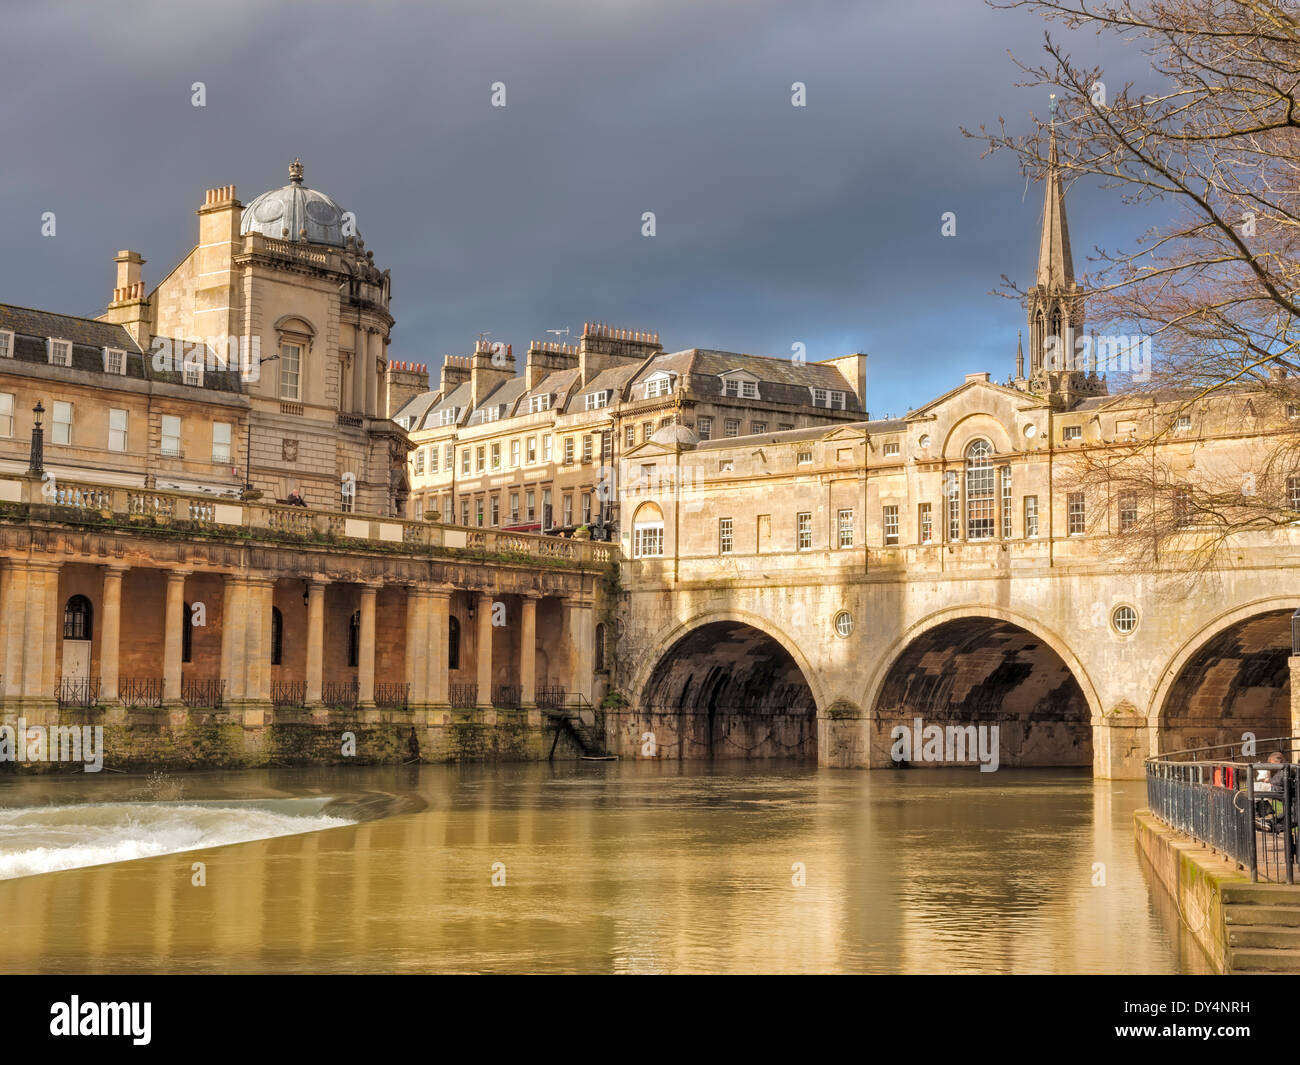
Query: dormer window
719 371 760 400
585 390 611 411
103 347 127 375
644 372 674 400
438 407 460 427
48 339 72 367
811 387 846 409
529 393 551 413
481 405 501 423
0 331 14 359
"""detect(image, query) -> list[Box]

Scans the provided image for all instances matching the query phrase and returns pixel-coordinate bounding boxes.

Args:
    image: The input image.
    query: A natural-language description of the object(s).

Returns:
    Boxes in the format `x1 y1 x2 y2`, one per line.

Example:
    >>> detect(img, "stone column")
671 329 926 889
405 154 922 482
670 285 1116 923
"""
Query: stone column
242 578 273 707
162 570 190 705
476 592 493 708
520 593 539 709
19 562 46 701
405 587 429 707
220 575 247 702
0 562 28 706
358 582 378 707
305 578 328 706
40 562 60 704
364 330 377 417
564 597 595 707
425 588 451 707
99 565 127 703
1289 656 1300 738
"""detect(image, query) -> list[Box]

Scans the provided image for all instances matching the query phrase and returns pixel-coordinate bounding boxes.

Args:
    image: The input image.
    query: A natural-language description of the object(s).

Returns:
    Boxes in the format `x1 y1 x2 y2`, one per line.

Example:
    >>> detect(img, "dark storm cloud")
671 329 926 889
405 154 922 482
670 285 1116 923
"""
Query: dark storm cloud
0 0 1152 416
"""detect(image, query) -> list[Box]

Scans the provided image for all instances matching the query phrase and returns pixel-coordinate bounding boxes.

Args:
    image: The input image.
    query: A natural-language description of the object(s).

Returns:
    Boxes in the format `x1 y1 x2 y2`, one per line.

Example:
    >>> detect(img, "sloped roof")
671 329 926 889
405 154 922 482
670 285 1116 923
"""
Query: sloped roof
467 376 529 425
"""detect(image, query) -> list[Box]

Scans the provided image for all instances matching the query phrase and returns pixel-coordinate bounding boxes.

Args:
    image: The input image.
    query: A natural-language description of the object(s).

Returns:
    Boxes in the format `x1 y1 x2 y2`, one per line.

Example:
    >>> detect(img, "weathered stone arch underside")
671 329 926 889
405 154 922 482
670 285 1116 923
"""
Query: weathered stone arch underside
871 617 1092 769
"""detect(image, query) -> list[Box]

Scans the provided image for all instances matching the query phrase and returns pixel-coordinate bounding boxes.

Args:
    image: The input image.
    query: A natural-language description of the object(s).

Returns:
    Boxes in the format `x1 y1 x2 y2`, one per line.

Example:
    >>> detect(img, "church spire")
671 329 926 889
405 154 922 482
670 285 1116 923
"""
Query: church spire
1036 115 1074 290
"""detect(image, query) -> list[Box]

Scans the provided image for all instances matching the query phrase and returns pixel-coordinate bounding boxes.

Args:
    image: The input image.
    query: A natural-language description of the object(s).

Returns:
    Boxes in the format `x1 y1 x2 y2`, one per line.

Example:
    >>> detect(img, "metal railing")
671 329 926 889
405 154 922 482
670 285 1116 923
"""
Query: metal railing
119 677 164 708
181 678 225 708
492 684 522 709
375 682 409 710
1147 737 1300 883
536 686 567 710
448 683 477 708
322 680 358 710
271 680 306 708
56 676 100 708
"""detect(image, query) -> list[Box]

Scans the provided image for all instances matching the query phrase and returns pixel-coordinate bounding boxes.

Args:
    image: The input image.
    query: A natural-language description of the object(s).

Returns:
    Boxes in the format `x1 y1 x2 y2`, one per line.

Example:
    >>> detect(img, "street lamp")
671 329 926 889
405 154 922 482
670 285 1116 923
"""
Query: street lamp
27 401 44 476
242 354 280 498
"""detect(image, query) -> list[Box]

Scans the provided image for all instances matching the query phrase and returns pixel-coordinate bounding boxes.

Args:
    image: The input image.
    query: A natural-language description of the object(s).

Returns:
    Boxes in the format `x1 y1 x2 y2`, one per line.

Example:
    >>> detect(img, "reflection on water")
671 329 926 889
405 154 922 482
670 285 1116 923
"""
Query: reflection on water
0 762 1212 974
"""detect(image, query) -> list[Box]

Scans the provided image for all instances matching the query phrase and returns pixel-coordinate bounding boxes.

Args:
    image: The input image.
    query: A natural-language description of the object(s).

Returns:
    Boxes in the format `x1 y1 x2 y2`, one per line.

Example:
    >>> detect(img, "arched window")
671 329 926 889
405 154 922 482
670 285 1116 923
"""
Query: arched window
182 601 192 663
63 595 92 640
632 502 665 558
271 607 283 666
1047 308 1062 368
448 616 460 670
594 622 606 672
347 610 360 668
965 439 996 541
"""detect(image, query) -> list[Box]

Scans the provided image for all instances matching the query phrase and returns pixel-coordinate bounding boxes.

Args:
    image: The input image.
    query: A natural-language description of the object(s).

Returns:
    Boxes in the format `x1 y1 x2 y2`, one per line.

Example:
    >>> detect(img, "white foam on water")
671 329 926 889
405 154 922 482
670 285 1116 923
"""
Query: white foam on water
0 799 354 880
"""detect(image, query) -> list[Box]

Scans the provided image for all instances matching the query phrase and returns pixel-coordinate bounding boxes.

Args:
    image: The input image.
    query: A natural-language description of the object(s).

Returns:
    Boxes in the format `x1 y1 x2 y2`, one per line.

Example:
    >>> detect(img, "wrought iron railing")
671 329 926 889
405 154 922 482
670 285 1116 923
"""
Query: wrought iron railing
375 682 409 709
271 680 306 708
322 680 358 709
181 678 225 708
536 686 567 710
448 682 477 708
119 677 164 708
492 685 522 709
1147 737 1300 883
56 676 100 708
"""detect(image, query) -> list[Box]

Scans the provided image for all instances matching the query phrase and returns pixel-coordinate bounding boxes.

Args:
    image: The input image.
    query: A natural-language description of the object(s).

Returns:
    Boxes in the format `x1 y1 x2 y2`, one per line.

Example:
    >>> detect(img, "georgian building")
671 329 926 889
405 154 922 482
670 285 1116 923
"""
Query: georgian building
395 322 868 534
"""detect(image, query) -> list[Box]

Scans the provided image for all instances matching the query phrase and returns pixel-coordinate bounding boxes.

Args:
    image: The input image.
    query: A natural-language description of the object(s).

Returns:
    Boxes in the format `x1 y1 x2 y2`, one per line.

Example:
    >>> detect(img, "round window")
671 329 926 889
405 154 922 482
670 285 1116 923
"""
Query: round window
918 434 930 449
1112 605 1138 635
1023 423 1038 439
834 611 853 638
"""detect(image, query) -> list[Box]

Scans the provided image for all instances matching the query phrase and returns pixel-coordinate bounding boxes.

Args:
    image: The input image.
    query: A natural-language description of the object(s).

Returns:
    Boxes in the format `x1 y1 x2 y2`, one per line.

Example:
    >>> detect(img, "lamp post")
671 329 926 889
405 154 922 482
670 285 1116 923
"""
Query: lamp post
242 354 280 498
27 401 44 476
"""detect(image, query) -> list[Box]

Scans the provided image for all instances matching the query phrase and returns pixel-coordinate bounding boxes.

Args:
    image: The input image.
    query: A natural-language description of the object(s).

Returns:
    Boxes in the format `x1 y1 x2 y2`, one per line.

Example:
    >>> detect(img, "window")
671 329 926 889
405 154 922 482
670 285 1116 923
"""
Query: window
601 430 612 463
1289 476 1300 512
724 419 740 438
0 331 12 359
443 497 453 523
160 414 181 456
414 497 424 520
481 405 501 423
108 408 127 452
883 505 899 545
348 611 360 667
48 339 72 367
279 343 301 400
448 617 460 670
63 595 92 640
526 437 537 464
581 436 593 463
271 607 283 666
812 388 846 409
632 504 665 558
723 377 758 399
475 498 484 526
52 402 72 446
797 450 813 465
1288 404 1299 420
834 508 853 548
563 494 573 526
529 394 551 414
430 448 439 473
834 611 853 637
625 425 636 448
461 499 470 526
741 380 758 399
1068 492 1086 535
641 421 653 443
1173 487 1191 528
645 375 672 399
0 393 12 438
490 442 501 469
1119 491 1137 531
461 450 470 475
182 354 203 387
340 482 354 513
181 601 193 663
413 447 425 474
1000 466 1012 539
526 489 536 522
542 436 552 462
1062 425 1082 441
719 517 733 554
490 496 500 525
751 421 767 435
697 416 712 440
918 502 933 544
595 623 606 672
724 378 739 397
476 446 486 473
883 441 900 457
796 512 812 551
1025 495 1039 538
585 390 610 410
1175 414 1192 432
509 491 520 523
444 444 454 468
510 439 520 467
583 493 592 523
103 347 126 375
946 471 960 541
965 439 995 540
438 407 459 427
1112 605 1138 635
540 488 550 527
563 437 575 465
659 417 672 430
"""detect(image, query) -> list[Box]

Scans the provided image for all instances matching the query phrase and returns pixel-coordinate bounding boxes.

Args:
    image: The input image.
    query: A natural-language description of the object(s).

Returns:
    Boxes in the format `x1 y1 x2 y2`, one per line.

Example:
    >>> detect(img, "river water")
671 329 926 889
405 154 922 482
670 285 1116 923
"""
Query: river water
0 762 1211 974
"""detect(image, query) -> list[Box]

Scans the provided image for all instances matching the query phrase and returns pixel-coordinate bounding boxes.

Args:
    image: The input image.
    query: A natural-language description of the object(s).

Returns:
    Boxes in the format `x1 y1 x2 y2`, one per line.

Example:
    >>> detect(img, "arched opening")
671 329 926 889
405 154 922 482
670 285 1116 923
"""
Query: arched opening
631 502 664 558
964 439 995 540
271 607 283 666
347 610 360 668
63 595 92 640
872 617 1092 769
640 621 817 760
181 601 192 664
1159 609 1292 752
448 616 460 670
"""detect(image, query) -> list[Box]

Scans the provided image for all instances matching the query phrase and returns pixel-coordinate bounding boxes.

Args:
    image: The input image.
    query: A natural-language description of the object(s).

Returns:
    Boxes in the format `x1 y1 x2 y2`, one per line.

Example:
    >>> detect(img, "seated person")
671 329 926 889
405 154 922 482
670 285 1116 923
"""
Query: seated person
1256 751 1287 791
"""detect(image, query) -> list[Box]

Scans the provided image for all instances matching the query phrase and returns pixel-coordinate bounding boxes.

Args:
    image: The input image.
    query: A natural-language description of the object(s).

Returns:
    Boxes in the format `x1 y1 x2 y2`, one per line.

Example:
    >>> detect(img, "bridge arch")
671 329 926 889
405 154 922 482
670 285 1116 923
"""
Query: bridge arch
629 610 823 760
1149 596 1298 754
863 606 1101 770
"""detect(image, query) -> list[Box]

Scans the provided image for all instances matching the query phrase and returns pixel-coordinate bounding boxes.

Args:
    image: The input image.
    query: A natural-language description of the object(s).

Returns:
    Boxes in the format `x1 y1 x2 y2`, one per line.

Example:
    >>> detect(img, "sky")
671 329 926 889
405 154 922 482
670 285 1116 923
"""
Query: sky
0 0 1157 419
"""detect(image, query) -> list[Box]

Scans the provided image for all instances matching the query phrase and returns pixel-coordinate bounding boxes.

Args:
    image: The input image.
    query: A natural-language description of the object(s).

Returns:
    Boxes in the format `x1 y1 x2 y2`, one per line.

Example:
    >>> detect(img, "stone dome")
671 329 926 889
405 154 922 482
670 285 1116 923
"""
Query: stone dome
240 159 353 247
649 423 700 448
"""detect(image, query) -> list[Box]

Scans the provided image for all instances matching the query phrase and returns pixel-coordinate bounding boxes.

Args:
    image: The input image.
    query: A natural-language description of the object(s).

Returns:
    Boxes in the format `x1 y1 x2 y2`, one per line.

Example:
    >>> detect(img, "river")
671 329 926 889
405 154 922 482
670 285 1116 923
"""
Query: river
0 762 1211 974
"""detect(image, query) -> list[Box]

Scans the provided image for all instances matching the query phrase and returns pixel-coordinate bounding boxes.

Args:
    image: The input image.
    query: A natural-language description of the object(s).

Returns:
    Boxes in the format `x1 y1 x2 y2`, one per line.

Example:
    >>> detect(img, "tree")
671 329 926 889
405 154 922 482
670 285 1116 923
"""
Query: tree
968 0 1300 571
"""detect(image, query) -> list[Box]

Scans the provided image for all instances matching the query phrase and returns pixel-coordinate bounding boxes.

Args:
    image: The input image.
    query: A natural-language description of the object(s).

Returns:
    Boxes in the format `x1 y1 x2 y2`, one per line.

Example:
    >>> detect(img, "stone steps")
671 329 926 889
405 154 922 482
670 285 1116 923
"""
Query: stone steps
1224 904 1300 927
1228 946 1300 972
1224 888 1300 971
1227 924 1300 949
